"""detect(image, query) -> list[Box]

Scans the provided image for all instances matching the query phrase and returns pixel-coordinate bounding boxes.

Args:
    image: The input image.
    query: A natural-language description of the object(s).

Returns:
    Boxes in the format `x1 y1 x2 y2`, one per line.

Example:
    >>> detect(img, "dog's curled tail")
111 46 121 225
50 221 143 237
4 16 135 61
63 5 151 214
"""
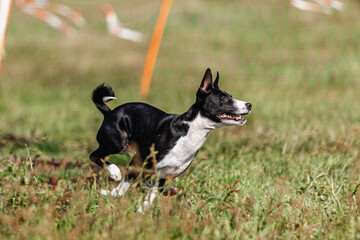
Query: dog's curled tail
92 84 117 115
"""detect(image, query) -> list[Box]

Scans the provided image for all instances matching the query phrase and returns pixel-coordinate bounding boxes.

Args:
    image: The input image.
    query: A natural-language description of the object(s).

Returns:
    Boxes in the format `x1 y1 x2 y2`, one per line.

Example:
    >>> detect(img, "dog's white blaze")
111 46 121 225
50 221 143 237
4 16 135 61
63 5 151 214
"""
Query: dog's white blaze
156 113 221 178
233 99 251 115
219 99 251 126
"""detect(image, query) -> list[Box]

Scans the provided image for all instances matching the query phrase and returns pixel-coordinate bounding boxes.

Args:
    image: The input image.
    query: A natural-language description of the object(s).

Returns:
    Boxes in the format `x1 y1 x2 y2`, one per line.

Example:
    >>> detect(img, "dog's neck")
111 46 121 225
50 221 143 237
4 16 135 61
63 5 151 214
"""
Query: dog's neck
156 108 219 178
179 104 199 122
180 104 223 130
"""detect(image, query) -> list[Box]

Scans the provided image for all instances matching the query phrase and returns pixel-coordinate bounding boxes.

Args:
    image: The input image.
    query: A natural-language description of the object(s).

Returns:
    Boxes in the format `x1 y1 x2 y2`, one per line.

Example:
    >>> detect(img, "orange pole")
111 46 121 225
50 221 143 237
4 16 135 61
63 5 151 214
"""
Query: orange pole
139 0 173 97
0 0 13 76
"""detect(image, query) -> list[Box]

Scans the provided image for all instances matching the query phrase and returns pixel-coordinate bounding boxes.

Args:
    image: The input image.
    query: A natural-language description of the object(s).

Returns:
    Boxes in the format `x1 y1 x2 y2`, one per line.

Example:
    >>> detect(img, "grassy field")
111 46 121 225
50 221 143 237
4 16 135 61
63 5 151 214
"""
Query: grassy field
1 0 360 239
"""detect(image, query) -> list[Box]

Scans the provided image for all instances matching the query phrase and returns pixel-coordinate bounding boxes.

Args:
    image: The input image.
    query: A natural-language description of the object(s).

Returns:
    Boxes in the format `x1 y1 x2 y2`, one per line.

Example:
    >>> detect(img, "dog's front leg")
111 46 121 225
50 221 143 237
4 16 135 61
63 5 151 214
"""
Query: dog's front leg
106 163 122 181
137 185 158 214
90 150 122 181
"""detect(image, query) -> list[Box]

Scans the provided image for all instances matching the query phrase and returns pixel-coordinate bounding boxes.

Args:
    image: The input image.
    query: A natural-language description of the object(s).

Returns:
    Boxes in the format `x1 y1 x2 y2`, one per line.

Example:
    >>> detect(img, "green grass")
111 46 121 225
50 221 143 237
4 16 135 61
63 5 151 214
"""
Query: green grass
1 0 360 239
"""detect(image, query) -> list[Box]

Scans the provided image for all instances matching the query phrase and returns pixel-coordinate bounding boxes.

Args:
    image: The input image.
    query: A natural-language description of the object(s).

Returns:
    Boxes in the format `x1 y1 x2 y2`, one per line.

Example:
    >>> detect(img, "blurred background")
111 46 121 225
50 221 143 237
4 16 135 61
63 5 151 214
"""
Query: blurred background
1 1 360 238
1 0 359 156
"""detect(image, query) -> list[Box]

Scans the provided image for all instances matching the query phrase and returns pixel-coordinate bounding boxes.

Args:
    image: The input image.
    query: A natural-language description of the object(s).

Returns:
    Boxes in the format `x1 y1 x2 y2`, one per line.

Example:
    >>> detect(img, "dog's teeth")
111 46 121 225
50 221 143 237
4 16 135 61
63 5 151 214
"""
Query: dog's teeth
219 113 247 121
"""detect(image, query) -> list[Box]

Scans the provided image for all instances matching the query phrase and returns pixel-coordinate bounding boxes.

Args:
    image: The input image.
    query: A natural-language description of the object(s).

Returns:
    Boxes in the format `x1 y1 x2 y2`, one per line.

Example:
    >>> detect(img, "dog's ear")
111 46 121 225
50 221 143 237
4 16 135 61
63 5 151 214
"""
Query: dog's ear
213 71 219 89
200 68 213 93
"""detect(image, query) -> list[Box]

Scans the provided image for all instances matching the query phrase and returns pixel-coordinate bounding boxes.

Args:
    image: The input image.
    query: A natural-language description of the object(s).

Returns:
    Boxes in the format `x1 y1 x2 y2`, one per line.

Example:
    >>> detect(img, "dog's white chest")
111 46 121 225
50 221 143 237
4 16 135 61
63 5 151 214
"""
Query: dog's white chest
156 114 218 178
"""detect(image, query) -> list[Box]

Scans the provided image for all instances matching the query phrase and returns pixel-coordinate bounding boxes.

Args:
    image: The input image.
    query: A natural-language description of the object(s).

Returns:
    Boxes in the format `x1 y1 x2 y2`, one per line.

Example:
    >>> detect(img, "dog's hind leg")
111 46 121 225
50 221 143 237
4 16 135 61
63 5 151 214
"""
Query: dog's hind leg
137 182 159 214
90 148 122 181
101 180 131 198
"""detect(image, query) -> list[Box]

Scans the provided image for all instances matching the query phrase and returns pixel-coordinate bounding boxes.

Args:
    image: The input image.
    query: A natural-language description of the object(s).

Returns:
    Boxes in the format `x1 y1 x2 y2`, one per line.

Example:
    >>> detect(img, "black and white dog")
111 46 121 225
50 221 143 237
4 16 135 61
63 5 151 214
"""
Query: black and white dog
90 68 252 211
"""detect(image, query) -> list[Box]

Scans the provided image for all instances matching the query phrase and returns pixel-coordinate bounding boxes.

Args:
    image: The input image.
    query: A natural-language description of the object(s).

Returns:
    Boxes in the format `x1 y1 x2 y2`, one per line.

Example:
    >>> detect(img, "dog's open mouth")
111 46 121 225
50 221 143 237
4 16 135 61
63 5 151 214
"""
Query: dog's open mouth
216 113 247 123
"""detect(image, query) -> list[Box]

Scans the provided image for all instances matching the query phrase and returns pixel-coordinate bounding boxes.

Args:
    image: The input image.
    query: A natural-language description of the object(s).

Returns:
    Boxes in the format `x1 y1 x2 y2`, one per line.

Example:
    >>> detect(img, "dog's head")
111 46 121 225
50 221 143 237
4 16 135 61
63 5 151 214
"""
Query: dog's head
196 68 252 126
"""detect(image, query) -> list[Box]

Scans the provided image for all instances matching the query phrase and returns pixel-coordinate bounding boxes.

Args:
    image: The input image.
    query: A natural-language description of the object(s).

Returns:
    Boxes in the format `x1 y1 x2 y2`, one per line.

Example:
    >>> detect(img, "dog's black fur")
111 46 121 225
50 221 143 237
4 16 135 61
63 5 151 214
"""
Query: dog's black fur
90 68 251 187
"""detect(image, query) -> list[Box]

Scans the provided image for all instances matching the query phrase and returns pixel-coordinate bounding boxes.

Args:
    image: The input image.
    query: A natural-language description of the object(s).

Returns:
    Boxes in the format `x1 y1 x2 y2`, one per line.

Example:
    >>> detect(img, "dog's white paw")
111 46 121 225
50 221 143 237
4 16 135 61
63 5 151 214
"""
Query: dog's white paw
137 198 152 214
110 182 130 197
106 164 122 181
137 206 145 214
137 187 158 214
110 188 123 197
100 189 110 196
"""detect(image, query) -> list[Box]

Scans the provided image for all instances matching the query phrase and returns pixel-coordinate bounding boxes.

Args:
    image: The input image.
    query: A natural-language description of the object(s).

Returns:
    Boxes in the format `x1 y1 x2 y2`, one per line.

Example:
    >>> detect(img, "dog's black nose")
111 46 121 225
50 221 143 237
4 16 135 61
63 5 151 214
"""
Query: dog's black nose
245 103 252 110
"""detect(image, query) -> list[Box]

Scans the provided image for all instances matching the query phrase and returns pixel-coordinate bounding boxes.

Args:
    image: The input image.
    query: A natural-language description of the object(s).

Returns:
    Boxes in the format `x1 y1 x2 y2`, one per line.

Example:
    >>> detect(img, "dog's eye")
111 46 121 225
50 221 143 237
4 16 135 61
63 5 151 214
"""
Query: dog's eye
221 96 228 102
